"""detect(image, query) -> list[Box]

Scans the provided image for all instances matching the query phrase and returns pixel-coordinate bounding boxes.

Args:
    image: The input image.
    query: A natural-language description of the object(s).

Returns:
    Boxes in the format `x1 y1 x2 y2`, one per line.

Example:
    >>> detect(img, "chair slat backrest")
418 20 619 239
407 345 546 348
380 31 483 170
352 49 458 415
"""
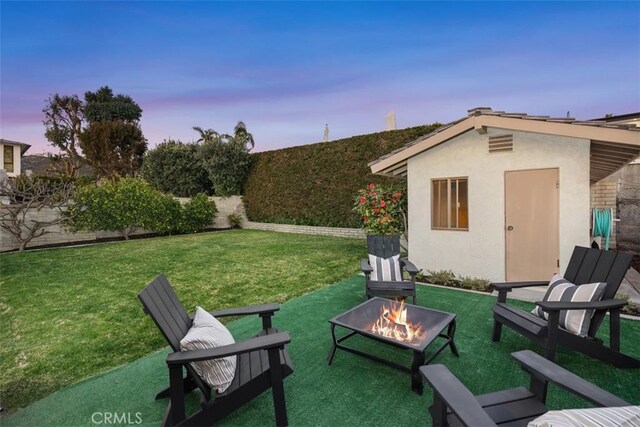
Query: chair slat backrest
138 275 213 401
367 235 401 258
562 247 633 337
572 249 601 285
137 274 192 351
563 246 589 282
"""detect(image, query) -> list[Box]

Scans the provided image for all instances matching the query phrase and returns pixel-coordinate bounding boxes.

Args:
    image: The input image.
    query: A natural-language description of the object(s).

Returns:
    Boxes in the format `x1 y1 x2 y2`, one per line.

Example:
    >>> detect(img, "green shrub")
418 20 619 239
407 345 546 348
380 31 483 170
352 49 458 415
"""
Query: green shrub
422 270 491 292
243 124 440 227
616 292 640 317
141 140 211 196
227 213 242 228
459 276 492 292
180 194 217 233
425 270 458 287
66 177 182 238
200 139 252 196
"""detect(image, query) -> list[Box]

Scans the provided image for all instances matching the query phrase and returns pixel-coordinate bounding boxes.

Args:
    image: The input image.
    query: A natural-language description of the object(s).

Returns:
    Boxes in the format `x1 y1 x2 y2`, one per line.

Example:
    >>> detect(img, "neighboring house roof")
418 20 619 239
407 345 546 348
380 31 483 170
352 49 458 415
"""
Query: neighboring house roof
591 112 640 123
370 107 640 183
0 138 31 155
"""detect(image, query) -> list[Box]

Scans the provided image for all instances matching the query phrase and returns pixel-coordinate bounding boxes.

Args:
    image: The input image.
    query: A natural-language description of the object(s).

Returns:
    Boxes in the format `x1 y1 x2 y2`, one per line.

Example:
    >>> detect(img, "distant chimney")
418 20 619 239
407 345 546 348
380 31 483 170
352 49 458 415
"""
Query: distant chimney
468 107 493 116
385 111 397 130
323 124 329 142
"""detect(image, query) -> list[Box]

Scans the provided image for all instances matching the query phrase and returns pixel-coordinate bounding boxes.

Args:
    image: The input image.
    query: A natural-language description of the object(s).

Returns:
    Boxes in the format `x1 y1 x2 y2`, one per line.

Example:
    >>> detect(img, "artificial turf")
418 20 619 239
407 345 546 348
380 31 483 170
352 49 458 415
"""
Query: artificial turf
5 275 639 426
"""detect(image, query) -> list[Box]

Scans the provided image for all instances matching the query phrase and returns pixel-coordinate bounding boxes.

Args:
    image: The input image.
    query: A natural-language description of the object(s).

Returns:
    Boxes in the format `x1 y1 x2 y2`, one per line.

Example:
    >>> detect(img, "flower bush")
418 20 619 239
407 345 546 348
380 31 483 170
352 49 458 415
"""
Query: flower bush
352 183 406 235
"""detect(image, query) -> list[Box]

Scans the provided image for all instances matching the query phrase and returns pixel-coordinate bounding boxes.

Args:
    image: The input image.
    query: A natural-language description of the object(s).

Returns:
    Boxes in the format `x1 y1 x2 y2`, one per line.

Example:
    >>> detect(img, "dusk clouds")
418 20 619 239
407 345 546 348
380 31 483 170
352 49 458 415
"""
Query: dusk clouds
1 2 639 153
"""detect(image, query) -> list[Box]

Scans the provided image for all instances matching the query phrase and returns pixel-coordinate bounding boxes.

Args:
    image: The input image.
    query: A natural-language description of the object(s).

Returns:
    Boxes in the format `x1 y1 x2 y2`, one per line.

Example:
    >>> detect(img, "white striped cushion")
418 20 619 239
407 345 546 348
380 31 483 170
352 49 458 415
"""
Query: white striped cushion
531 274 607 337
528 406 640 427
180 306 237 393
369 254 402 281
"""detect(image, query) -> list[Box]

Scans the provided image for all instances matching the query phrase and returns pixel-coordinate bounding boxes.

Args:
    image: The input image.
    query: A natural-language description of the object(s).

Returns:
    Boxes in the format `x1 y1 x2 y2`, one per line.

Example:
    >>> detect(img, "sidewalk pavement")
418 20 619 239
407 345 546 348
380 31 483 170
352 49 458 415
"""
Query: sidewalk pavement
497 268 640 305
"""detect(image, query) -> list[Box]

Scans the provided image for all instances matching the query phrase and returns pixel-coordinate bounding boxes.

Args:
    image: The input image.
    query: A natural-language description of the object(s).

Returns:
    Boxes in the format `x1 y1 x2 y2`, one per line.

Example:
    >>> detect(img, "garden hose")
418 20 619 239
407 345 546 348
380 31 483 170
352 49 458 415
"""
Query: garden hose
592 208 613 251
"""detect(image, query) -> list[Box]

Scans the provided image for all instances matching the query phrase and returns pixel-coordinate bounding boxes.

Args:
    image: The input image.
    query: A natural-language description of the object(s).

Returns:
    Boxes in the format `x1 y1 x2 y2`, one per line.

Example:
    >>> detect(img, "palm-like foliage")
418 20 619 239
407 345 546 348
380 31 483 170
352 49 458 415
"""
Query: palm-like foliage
192 121 255 196
233 121 255 150
192 126 221 143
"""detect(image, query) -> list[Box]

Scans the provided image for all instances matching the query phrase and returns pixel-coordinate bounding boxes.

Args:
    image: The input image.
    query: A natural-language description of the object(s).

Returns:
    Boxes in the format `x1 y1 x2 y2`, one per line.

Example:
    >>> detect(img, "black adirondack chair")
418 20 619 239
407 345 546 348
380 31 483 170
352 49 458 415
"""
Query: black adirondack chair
138 275 294 427
361 234 420 303
491 246 638 368
421 349 631 427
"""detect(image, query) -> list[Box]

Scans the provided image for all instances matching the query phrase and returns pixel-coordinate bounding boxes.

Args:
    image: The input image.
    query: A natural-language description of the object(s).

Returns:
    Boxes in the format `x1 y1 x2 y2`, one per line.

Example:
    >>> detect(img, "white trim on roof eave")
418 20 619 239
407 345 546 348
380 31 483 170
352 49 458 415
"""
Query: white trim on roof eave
370 115 640 175
370 117 476 174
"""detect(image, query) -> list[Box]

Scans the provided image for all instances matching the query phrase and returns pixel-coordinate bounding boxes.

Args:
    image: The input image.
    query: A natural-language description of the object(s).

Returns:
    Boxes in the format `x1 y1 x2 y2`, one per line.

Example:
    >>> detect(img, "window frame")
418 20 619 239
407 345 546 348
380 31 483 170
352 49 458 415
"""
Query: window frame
3 145 14 173
431 176 469 231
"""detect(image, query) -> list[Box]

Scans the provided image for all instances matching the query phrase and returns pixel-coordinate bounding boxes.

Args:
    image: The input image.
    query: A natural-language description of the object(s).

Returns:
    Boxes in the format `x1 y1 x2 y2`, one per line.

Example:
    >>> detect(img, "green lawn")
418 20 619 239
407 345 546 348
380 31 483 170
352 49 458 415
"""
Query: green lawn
0 230 366 412
4 276 639 426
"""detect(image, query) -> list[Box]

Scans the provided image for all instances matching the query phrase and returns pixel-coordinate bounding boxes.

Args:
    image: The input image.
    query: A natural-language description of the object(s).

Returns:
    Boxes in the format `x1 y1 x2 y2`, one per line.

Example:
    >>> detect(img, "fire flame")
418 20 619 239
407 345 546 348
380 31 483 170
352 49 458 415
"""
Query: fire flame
369 300 426 344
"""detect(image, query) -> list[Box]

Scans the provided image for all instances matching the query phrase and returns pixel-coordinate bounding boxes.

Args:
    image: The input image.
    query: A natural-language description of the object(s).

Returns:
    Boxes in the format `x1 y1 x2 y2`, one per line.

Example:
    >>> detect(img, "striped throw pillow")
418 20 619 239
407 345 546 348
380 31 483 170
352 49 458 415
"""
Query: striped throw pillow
368 254 402 281
180 307 237 393
528 406 640 427
531 273 607 337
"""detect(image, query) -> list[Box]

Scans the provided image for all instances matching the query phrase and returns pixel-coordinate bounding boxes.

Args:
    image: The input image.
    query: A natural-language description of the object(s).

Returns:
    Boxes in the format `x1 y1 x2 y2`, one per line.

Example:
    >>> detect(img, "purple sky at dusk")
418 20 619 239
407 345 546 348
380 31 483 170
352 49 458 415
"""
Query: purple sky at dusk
1 1 639 154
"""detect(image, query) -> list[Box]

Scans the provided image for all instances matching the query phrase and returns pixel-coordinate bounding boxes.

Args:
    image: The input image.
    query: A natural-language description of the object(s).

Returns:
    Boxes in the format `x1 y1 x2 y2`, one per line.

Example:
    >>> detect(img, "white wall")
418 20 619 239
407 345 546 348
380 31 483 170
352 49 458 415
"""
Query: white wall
407 127 591 282
0 143 21 177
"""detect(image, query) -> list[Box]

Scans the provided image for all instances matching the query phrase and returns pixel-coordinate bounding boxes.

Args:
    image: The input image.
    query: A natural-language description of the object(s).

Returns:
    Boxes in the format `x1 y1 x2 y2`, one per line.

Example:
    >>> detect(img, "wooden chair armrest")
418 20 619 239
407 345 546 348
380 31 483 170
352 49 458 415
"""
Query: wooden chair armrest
511 350 630 407
207 303 280 318
400 258 420 275
360 259 373 273
491 281 548 291
535 299 627 312
420 365 498 427
167 332 291 365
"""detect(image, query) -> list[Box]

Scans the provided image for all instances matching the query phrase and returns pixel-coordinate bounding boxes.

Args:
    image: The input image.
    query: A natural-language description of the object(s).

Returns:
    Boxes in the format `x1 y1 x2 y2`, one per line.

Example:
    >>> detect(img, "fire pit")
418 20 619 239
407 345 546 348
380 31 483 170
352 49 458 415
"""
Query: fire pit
327 297 459 394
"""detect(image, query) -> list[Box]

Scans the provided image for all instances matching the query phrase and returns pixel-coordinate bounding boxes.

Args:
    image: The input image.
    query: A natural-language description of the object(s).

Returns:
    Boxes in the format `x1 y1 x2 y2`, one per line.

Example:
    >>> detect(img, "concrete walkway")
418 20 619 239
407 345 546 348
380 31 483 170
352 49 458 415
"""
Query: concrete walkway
500 268 640 305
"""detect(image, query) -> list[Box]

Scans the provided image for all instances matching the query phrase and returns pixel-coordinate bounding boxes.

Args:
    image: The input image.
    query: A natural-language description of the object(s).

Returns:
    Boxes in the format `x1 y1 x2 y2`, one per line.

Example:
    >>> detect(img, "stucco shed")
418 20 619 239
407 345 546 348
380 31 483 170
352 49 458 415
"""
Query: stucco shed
370 108 640 283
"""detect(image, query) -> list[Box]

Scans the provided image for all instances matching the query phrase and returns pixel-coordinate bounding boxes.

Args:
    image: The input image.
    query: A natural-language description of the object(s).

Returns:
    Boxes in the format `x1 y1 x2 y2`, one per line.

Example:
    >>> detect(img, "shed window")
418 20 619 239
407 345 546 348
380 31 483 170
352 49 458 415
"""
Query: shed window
432 178 468 230
3 146 14 173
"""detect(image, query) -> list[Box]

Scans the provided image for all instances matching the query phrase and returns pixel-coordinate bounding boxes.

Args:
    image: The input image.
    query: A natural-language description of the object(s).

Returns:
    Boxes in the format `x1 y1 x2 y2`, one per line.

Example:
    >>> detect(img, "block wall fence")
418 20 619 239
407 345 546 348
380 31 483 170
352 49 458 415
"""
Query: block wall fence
0 196 364 252
3 184 619 252
590 180 617 249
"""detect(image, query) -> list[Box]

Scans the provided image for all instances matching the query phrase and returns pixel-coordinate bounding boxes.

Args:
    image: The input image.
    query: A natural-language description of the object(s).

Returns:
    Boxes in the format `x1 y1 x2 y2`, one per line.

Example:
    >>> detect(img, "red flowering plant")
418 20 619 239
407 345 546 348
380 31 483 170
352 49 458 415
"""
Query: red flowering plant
353 183 407 235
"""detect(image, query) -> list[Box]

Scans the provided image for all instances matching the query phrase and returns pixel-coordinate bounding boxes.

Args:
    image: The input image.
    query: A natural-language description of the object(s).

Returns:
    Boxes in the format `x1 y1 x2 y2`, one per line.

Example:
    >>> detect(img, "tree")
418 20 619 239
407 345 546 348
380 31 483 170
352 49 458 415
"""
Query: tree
0 176 75 251
79 86 147 178
84 86 142 123
42 94 85 177
196 121 254 196
192 126 220 144
79 121 147 178
232 121 254 150
141 140 211 196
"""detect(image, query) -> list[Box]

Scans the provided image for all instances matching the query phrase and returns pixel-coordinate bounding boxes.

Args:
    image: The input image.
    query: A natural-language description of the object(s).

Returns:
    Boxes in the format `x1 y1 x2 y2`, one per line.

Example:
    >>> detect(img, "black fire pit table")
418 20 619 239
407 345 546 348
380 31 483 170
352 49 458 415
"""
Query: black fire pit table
327 297 459 395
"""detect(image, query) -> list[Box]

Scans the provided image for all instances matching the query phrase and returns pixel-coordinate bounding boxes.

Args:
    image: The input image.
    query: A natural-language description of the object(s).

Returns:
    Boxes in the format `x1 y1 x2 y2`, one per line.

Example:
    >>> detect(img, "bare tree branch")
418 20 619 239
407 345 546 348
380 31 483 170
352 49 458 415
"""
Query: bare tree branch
0 177 75 251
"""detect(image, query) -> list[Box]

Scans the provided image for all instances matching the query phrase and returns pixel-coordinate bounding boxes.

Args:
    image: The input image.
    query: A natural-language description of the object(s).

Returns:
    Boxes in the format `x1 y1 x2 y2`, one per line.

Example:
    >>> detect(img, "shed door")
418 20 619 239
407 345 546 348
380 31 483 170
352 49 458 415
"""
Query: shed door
505 168 559 281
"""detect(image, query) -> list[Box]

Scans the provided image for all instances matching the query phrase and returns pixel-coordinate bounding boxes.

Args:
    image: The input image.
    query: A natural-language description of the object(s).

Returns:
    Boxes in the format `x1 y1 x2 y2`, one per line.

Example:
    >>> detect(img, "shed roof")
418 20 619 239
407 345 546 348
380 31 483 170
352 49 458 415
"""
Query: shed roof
370 108 640 183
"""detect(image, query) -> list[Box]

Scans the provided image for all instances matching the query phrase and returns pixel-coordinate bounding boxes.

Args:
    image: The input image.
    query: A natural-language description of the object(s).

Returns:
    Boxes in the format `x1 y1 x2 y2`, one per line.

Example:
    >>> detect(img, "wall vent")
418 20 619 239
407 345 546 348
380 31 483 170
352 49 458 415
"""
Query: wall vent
488 134 513 153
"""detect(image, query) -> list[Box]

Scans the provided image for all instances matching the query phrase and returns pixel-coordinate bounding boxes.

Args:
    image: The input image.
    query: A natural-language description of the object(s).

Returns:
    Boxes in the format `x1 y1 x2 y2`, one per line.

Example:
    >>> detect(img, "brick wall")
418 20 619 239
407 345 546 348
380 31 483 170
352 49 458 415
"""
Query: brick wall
243 221 365 239
590 180 617 249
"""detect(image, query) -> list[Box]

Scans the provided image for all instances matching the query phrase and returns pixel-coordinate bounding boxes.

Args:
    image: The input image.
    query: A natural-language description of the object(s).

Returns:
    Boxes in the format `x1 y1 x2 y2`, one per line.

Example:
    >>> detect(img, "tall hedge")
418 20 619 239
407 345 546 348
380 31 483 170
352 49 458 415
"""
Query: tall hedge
243 124 440 227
